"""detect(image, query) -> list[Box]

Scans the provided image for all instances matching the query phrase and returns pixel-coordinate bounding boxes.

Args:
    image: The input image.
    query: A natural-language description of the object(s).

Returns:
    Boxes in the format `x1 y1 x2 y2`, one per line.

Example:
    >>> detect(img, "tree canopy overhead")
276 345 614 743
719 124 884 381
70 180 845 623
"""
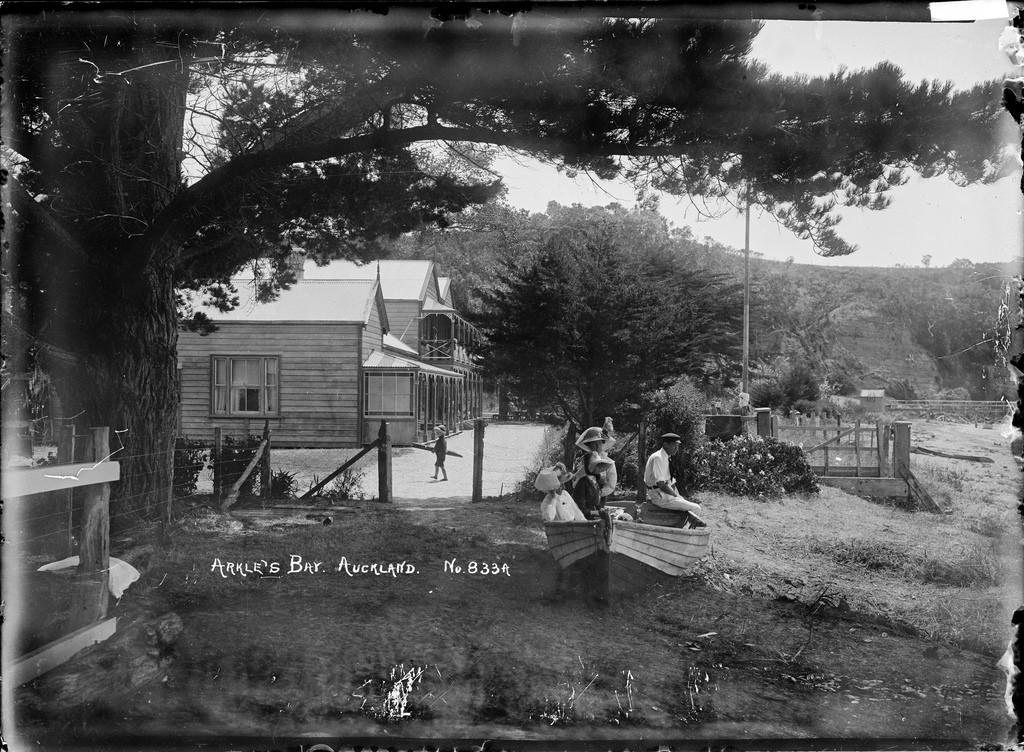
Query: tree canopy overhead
1 6 1012 520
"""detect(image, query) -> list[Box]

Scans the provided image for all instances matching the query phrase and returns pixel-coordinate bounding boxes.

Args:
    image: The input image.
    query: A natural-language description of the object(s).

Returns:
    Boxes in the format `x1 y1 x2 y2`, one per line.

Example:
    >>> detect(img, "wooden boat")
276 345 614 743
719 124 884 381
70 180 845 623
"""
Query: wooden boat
543 502 710 599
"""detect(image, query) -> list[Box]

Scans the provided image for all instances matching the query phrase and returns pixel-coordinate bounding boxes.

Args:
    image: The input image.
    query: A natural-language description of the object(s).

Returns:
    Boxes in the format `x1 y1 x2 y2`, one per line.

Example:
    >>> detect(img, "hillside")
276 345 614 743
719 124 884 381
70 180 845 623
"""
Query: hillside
389 202 1018 401
731 255 1018 400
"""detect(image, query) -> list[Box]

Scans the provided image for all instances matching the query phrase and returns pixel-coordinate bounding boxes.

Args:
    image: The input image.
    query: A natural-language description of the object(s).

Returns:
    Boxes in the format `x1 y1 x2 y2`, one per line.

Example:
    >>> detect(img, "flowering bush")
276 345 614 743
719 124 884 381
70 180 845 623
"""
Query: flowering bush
693 434 819 497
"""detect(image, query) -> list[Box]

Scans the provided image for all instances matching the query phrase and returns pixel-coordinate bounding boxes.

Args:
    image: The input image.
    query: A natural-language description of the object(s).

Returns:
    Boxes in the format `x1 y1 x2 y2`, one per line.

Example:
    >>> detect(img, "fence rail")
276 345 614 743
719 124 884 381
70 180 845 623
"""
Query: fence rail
890 399 1008 416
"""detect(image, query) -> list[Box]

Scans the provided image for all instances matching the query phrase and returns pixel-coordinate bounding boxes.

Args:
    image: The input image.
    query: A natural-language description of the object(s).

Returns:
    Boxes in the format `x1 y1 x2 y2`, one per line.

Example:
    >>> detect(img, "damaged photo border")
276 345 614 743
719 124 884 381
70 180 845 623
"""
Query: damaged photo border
2 1 1023 750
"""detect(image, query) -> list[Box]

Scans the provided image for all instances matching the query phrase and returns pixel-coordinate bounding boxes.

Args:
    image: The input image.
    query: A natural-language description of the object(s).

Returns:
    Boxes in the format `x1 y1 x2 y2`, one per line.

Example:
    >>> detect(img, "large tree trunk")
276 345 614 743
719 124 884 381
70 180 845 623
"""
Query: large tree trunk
23 26 190 527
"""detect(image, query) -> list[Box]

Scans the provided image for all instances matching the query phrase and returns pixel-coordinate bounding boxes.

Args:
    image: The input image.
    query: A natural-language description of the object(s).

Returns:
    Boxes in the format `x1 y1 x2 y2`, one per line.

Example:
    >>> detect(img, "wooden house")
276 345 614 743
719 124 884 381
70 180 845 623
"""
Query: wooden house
177 259 484 447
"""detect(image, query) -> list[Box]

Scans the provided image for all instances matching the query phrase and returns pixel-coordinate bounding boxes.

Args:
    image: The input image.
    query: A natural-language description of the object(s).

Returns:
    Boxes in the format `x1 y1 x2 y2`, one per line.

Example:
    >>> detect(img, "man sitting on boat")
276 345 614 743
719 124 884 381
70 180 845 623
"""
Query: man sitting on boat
536 463 587 522
644 432 706 528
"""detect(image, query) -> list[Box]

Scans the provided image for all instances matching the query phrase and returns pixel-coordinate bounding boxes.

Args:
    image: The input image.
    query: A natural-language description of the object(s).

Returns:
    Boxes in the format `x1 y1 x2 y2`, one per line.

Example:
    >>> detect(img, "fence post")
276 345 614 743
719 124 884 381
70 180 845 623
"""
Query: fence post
378 421 392 503
755 408 772 438
58 425 77 557
213 427 223 504
637 418 647 505
472 418 485 503
893 421 911 479
261 420 272 500
854 420 861 477
876 420 890 476
69 426 110 631
562 420 576 471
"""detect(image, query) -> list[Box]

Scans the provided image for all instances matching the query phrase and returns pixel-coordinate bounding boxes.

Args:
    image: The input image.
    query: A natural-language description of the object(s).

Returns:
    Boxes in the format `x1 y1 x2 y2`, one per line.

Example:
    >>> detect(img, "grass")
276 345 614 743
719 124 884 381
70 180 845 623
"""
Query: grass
20 423 1015 742
811 538 1003 588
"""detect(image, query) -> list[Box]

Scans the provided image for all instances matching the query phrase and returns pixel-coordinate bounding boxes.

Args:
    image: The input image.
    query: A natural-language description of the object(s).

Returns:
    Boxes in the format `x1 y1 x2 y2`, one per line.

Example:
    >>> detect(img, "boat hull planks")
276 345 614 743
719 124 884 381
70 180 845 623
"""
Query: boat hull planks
543 516 710 598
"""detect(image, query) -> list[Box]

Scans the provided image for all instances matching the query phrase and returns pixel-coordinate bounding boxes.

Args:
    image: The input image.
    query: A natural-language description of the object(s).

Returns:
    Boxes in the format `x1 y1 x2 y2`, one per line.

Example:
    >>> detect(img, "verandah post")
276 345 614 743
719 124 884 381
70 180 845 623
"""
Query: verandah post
378 421 392 503
69 426 110 630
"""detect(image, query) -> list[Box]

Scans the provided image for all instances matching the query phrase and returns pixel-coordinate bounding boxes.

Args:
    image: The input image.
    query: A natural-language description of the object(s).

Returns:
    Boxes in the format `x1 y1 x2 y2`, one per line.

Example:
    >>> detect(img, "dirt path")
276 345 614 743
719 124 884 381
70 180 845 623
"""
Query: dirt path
371 421 550 504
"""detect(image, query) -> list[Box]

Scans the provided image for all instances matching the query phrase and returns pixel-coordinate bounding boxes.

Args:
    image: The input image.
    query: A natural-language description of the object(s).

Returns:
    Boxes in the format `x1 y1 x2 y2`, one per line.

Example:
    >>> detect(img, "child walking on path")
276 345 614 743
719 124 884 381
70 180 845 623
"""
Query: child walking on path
431 425 449 481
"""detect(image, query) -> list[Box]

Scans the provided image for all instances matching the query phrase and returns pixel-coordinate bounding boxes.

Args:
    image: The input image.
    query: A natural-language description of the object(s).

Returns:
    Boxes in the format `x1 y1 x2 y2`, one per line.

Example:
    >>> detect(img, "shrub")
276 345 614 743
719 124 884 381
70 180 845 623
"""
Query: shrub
515 424 564 496
270 469 299 499
636 377 711 492
173 437 208 498
309 467 367 501
692 434 819 497
750 363 820 415
884 379 918 401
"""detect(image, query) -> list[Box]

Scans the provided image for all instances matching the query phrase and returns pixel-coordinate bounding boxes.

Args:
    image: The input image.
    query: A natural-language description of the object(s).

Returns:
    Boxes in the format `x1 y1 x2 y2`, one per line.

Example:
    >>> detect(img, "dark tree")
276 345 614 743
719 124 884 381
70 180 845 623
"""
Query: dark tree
473 204 742 428
1 8 1009 522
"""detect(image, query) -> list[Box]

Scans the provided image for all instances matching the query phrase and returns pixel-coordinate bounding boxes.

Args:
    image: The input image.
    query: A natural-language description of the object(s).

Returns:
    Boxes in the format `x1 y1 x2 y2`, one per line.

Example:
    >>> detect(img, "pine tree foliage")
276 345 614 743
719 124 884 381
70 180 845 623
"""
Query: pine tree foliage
472 204 742 427
1 7 1011 520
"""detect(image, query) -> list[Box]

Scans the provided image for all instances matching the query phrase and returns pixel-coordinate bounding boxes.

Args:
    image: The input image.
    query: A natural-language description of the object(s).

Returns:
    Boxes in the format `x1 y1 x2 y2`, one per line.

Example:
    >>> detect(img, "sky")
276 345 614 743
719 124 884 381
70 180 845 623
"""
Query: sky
494 13 1023 268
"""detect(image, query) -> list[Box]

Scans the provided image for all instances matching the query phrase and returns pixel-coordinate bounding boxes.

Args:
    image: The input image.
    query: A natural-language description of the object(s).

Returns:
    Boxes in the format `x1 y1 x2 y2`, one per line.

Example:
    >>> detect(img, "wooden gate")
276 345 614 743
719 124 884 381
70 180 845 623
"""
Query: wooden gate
750 409 942 512
773 418 890 478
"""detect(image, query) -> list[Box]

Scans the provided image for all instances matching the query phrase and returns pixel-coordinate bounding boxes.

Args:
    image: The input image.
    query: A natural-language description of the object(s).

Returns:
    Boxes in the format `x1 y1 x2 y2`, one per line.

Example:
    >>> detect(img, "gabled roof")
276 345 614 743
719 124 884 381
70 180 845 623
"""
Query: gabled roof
422 297 457 314
383 332 418 356
363 350 463 378
437 276 452 304
303 259 437 301
205 279 385 326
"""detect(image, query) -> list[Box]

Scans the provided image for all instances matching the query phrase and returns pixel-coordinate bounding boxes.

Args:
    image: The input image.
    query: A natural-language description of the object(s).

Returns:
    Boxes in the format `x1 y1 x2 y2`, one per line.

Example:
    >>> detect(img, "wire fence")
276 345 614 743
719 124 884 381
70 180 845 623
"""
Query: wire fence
7 421 553 556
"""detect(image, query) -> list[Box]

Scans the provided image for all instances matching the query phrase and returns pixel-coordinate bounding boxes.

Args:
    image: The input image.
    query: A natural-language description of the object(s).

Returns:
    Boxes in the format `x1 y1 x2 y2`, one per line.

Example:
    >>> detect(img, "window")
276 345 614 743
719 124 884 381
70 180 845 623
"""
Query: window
212 357 278 416
364 372 414 416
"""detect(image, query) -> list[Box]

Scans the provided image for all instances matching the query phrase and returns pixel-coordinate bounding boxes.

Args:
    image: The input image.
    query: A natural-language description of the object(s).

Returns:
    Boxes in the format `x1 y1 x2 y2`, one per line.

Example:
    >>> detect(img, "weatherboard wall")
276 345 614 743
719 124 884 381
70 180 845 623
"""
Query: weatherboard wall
178 322 362 447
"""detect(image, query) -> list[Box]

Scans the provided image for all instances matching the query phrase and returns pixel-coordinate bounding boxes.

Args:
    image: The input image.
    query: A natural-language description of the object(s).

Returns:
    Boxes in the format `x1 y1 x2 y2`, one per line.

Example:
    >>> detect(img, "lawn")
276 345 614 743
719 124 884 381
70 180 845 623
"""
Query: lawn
11 420 1019 748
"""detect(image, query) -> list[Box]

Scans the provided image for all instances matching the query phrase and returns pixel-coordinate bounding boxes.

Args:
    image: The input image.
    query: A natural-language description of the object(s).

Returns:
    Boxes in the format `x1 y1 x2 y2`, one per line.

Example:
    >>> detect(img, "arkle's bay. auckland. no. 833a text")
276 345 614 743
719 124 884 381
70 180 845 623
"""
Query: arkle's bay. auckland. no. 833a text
209 554 511 578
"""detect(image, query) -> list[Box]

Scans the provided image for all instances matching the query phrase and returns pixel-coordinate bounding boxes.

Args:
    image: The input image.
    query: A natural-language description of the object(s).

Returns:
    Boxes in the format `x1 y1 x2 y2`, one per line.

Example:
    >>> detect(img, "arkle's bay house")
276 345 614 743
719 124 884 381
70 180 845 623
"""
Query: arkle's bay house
177 258 485 446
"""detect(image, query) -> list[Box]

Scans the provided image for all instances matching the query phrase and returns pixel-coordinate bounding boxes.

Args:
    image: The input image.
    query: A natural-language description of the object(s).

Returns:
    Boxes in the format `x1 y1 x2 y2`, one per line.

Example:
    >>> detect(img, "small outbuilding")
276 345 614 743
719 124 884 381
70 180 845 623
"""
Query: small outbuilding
859 389 887 410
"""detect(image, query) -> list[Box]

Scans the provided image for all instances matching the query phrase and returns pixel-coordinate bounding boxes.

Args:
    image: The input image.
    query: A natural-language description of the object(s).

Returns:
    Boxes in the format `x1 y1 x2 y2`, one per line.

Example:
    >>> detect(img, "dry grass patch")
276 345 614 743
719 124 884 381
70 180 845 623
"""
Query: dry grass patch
699 485 1012 654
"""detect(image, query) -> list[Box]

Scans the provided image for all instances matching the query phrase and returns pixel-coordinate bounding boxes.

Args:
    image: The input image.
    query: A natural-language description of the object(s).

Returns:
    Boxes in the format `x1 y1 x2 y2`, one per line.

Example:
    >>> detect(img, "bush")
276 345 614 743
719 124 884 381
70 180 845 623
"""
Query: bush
884 379 918 401
270 469 299 499
634 377 711 492
692 434 819 497
173 437 208 498
308 467 367 501
750 363 820 415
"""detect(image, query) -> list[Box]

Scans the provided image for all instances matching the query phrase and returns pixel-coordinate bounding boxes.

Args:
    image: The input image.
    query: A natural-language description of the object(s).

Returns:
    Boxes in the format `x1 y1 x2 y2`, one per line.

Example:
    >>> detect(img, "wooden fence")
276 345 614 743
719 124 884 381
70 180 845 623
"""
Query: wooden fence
890 399 1008 421
3 426 119 686
708 408 941 512
773 418 890 478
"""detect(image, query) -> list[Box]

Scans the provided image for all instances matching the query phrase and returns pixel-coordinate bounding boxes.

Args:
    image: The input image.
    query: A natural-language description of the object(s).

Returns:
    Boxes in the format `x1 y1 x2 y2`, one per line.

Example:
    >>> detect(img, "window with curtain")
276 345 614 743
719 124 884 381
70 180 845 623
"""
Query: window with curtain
364 371 414 416
212 356 278 416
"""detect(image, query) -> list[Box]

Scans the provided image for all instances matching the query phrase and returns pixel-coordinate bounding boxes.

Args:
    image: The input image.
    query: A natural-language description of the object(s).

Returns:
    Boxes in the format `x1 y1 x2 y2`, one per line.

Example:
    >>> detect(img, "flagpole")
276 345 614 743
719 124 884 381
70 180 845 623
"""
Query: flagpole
742 182 751 394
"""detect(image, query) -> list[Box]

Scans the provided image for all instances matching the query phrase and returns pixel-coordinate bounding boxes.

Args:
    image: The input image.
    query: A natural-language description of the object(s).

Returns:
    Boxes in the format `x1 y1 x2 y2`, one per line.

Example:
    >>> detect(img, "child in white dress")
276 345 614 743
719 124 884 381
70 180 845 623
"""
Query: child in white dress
535 463 587 522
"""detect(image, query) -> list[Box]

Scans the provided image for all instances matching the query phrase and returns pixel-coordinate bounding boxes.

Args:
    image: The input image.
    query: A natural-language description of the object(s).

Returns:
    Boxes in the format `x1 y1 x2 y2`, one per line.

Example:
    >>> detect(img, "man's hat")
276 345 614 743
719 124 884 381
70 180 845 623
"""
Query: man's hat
435 425 447 436
660 432 682 443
